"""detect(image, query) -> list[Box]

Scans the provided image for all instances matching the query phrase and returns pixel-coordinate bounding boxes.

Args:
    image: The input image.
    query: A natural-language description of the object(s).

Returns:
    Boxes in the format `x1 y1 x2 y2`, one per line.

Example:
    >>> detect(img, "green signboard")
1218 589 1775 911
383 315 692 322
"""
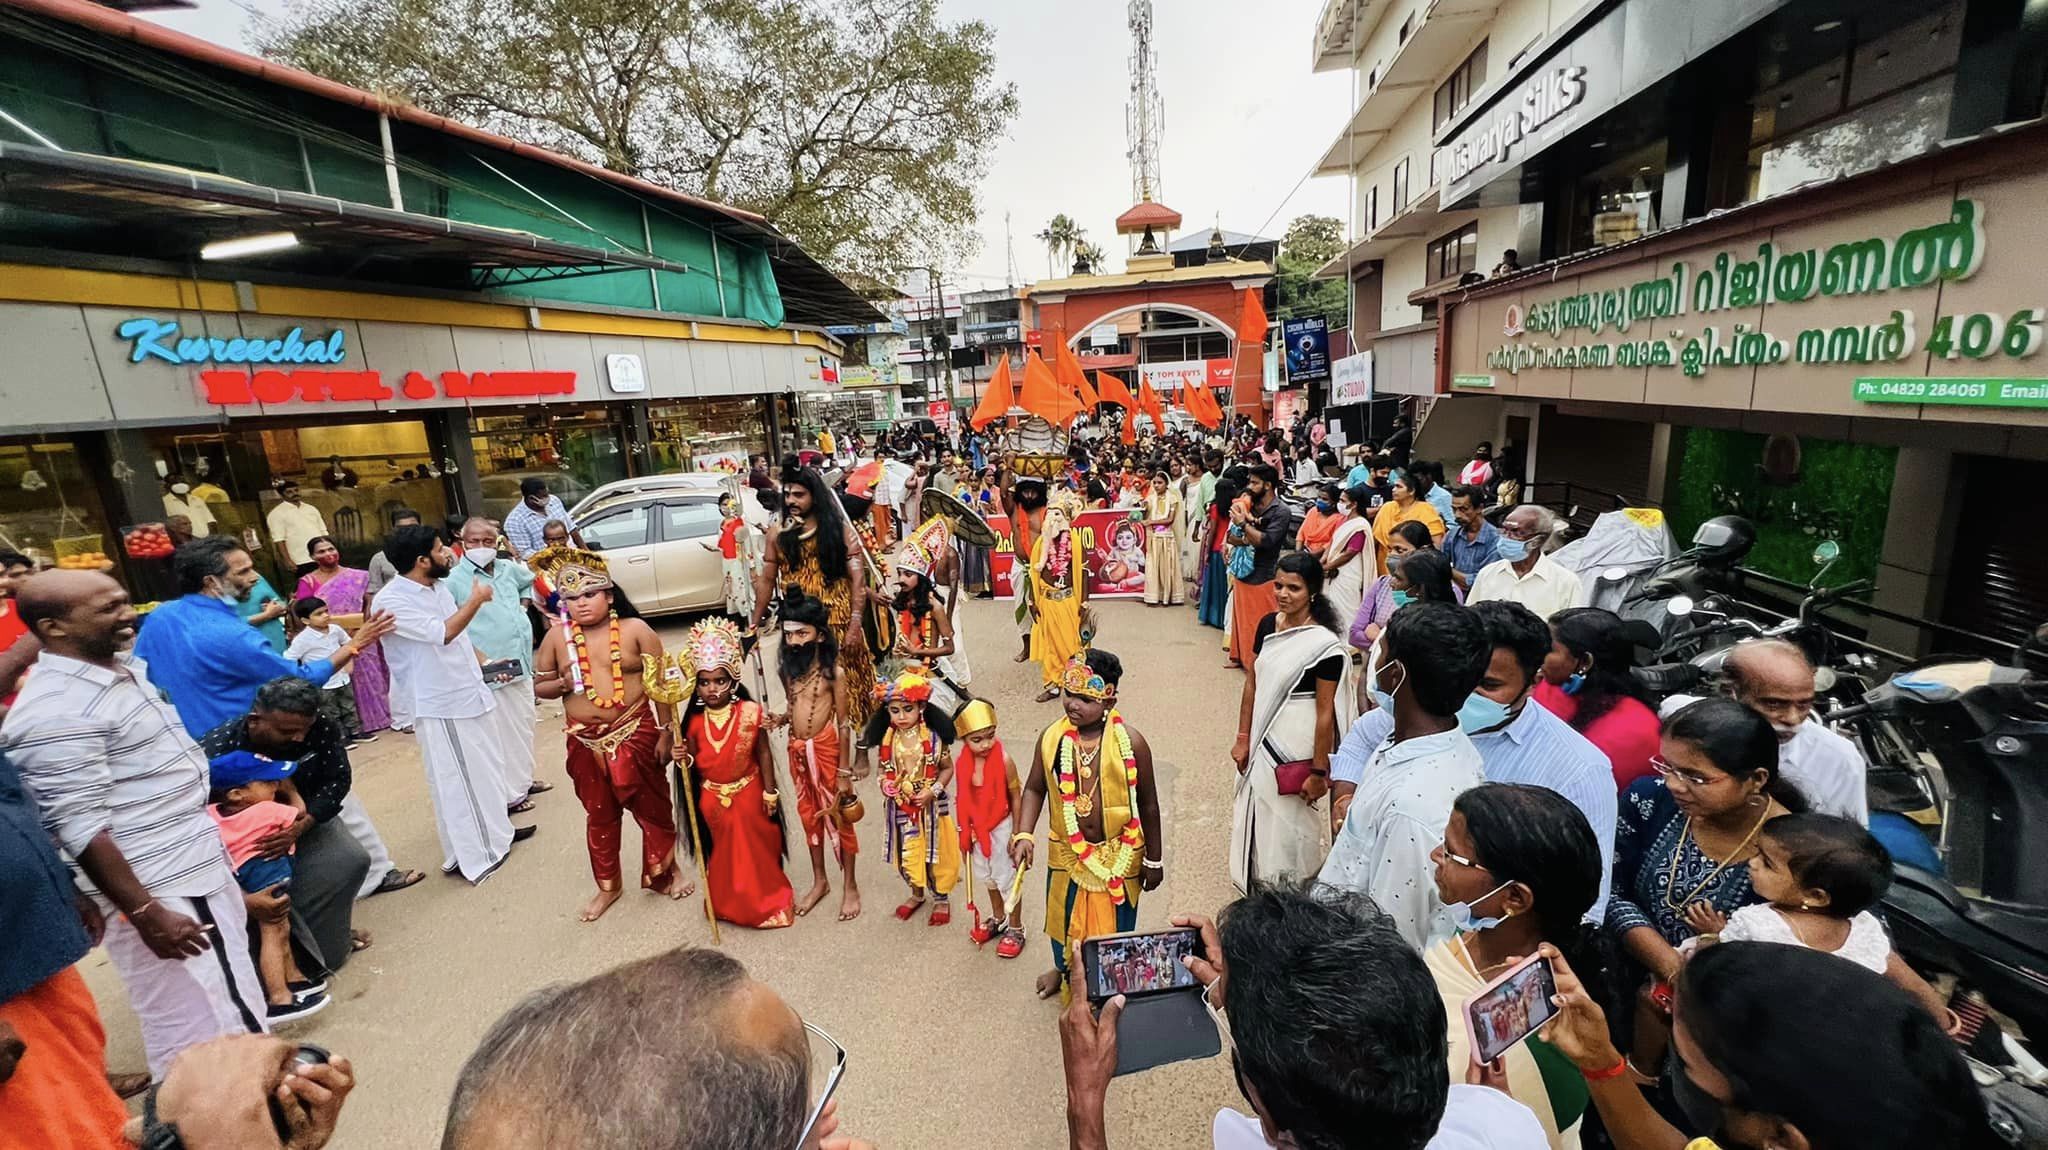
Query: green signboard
1852 377 2048 407
1451 373 1497 389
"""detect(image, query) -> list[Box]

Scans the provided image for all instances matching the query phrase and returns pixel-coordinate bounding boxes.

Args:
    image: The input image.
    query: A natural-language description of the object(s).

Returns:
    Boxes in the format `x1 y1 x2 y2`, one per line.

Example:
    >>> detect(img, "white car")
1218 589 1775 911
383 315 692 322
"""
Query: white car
565 474 766 616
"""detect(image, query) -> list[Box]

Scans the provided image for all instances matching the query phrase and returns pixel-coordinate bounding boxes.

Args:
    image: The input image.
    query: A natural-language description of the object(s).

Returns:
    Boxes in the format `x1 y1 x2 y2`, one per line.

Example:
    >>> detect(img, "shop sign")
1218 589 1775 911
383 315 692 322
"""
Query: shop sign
1024 329 1044 348
1853 377 2048 408
1329 351 1373 406
840 364 896 388
603 353 646 394
927 400 953 430
1139 359 1207 391
1206 358 1237 389
1088 324 1119 347
1452 373 1497 389
119 317 347 365
1272 388 1306 427
1283 316 1332 384
1480 200 2024 380
198 367 576 406
1439 66 1586 192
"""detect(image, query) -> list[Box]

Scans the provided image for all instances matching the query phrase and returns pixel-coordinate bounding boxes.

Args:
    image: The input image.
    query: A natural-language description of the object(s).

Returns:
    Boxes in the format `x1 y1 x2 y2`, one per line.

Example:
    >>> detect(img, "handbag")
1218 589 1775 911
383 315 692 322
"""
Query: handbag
1264 736 1316 796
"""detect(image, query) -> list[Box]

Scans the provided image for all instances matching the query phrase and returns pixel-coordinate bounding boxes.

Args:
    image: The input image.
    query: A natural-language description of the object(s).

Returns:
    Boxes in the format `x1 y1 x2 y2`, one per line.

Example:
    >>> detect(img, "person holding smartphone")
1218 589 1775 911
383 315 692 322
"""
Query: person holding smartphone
1428 784 1603 1148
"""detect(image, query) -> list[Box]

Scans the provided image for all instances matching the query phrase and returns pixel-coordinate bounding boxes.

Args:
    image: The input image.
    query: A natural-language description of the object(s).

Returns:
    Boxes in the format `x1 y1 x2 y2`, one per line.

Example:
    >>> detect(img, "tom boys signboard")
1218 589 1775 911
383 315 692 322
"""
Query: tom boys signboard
982 509 1151 599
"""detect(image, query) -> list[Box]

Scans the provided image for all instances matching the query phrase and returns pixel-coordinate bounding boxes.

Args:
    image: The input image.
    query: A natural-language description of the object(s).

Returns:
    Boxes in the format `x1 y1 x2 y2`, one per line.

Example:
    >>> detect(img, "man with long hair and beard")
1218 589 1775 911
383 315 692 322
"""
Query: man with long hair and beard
531 546 687 923
752 461 875 724
771 592 860 921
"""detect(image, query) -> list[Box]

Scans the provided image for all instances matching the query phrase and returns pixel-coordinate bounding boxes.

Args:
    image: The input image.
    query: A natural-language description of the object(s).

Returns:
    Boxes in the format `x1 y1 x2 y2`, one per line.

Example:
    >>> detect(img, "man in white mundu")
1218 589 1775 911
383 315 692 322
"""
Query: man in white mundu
377 525 528 882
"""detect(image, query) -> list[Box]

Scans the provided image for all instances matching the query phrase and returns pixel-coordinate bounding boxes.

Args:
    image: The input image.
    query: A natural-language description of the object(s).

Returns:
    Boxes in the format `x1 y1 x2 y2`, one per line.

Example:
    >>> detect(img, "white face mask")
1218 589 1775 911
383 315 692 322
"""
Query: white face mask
170 483 191 496
467 547 495 568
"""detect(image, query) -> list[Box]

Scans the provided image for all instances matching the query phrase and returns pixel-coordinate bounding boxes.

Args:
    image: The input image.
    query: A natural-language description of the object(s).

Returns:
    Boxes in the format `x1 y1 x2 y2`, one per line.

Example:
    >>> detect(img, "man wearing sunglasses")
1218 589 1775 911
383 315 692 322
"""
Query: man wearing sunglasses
1059 882 1546 1149
441 947 866 1150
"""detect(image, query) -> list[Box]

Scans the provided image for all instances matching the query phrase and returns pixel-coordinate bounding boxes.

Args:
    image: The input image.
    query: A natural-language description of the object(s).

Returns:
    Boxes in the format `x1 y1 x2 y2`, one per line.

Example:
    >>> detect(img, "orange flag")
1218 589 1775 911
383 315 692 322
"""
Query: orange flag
1184 373 1222 428
1136 376 1167 435
1236 287 1269 348
1018 349 1084 428
1053 339 1098 408
1119 407 1137 445
969 356 1015 430
1094 371 1139 412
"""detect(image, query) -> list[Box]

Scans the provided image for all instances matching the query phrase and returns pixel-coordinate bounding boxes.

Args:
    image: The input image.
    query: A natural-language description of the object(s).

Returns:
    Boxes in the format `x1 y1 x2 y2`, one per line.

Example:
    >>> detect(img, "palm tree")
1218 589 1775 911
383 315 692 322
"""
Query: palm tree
1038 214 1084 277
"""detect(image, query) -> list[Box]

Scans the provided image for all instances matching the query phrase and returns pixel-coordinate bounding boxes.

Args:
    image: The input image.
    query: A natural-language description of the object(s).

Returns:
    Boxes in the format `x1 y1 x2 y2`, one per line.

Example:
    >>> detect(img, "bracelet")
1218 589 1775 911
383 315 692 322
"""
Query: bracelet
1141 858 1163 871
1582 1056 1630 1082
1010 831 1035 844
124 900 155 920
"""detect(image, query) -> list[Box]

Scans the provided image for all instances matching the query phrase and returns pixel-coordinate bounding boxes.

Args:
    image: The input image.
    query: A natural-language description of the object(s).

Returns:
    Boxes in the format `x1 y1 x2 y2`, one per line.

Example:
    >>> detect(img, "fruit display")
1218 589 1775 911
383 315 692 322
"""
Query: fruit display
55 551 112 570
123 523 176 560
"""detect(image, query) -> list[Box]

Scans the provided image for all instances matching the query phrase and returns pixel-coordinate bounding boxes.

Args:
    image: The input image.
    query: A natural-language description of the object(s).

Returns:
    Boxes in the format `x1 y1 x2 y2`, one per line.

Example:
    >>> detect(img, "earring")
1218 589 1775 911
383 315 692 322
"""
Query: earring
1747 794 1766 807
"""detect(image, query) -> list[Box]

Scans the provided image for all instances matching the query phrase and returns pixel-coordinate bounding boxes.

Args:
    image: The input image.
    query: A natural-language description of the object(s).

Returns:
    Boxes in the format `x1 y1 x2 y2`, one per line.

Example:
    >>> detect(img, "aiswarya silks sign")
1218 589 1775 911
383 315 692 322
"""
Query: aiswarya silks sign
118 317 348 365
1484 199 2043 379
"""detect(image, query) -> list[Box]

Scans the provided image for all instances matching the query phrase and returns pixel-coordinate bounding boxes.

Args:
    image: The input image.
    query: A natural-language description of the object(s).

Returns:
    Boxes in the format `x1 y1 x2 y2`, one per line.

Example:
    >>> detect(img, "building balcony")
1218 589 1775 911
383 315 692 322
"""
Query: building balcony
1312 0 1503 176
1312 0 1374 72
1312 185 1446 279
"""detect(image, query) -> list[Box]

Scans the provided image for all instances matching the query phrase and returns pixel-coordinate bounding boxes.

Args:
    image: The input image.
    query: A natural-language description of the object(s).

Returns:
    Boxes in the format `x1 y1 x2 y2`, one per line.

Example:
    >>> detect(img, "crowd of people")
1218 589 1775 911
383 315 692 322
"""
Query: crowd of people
0 405 2015 1150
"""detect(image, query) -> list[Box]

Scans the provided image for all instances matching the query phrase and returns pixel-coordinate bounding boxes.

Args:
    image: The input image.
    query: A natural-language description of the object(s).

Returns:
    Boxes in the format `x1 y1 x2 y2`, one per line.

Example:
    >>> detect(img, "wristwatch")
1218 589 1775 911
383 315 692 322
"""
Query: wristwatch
140 1087 185 1150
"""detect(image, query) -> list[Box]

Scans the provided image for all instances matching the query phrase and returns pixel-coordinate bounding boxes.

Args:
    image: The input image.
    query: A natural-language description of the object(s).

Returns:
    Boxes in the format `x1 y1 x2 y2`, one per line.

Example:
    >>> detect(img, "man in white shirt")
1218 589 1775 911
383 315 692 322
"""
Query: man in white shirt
264 479 329 579
1318 602 1493 950
162 480 216 537
1662 640 1868 823
2 569 268 1079
1059 883 1547 1150
378 525 530 883
1467 506 1582 622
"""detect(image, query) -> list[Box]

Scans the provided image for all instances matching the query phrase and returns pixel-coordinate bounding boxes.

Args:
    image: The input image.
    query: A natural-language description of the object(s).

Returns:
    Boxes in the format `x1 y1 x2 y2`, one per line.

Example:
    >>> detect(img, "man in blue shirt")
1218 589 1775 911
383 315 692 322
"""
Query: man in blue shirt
1442 485 1502 591
444 518 545 807
1330 599 1615 921
135 536 394 738
503 477 582 560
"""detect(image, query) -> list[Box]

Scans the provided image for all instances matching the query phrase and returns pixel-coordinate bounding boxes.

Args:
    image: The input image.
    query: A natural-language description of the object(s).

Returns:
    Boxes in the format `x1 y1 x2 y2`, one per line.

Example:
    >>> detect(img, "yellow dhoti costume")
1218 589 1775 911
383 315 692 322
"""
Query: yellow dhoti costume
1029 495 1087 688
1037 691 1144 992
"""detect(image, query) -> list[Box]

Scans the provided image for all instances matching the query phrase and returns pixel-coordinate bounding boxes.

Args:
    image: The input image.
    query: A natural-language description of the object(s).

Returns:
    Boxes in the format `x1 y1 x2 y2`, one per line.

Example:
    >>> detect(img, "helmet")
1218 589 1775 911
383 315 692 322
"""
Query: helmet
1690 515 1756 566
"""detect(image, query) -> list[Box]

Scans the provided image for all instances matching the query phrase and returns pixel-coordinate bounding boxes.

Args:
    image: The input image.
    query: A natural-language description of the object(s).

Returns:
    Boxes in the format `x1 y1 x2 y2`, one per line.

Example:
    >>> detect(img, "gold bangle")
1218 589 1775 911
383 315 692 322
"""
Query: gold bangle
1009 831 1034 844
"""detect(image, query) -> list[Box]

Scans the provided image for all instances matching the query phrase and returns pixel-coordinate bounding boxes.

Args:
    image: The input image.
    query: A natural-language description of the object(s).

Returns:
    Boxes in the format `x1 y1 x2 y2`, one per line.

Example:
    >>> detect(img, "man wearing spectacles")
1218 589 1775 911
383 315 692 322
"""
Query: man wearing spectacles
1059 882 1547 1150
1658 639 1867 823
441 947 866 1150
1466 506 1582 621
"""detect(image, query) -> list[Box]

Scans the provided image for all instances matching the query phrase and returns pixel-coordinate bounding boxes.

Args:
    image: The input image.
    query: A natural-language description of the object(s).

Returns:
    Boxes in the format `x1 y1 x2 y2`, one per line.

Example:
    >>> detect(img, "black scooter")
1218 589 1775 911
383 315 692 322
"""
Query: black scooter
1830 637 2048 1045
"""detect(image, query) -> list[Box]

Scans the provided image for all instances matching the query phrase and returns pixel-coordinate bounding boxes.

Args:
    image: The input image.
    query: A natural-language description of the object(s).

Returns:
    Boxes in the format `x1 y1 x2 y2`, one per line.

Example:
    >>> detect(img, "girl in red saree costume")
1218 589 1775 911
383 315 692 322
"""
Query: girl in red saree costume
675 618 795 930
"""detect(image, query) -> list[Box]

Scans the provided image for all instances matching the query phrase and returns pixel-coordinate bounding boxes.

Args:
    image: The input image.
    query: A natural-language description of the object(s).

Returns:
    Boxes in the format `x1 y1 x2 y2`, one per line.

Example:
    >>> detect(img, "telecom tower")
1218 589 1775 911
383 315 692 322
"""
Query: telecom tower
1125 0 1164 206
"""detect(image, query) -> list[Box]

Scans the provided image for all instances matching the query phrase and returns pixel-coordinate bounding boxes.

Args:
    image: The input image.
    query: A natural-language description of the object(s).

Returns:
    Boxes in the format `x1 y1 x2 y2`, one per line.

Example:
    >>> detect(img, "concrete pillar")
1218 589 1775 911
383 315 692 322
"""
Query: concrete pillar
1645 422 1674 504
432 410 486 521
1869 446 1958 657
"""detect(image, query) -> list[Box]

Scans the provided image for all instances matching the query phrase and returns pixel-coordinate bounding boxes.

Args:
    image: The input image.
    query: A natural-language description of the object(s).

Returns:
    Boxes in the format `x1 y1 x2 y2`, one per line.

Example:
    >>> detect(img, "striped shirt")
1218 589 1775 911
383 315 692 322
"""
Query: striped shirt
0 651 232 906
1333 701 1616 920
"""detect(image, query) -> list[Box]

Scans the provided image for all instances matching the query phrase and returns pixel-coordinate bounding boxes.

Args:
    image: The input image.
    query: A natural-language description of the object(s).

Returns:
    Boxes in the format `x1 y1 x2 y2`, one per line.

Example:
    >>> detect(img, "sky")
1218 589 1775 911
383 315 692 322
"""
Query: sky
142 0 1352 288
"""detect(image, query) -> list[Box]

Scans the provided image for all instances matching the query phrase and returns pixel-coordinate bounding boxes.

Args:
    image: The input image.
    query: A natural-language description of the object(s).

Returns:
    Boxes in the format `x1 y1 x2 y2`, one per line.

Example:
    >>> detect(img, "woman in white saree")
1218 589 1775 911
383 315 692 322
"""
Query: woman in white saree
1228 551 1346 894
1321 484 1376 730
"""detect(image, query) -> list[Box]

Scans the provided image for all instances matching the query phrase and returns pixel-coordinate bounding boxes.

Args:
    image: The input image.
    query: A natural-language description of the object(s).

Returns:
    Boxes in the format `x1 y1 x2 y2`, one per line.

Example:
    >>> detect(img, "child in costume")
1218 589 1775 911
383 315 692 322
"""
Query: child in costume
1027 491 1088 703
955 699 1026 957
855 671 960 925
704 491 758 621
774 591 862 922
676 617 796 930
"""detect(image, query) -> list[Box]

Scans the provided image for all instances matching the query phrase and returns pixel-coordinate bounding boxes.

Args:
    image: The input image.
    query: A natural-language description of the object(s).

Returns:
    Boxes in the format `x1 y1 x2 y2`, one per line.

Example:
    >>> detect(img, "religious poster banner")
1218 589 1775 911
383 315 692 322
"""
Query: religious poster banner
982 509 1149 599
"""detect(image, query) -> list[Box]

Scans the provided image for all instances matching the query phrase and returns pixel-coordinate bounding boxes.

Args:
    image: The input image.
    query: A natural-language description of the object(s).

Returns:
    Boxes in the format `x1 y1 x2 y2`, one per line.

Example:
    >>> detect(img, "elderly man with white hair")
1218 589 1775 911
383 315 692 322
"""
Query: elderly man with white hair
1467 505 1582 620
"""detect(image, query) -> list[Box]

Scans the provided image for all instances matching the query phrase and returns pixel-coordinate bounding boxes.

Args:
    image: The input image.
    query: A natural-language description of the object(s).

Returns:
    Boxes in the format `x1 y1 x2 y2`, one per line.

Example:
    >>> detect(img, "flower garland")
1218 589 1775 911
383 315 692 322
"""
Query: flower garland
877 723 934 813
895 607 934 656
1056 712 1143 904
566 612 625 709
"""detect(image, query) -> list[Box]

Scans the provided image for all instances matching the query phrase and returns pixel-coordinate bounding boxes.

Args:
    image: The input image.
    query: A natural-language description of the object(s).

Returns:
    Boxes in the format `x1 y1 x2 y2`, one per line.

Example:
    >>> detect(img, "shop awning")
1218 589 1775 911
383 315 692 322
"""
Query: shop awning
0 141 695 287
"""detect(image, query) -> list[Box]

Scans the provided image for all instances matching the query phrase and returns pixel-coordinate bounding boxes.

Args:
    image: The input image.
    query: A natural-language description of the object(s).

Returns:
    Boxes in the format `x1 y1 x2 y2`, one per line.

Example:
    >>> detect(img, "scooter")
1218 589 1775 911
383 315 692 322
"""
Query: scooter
1827 632 2048 1046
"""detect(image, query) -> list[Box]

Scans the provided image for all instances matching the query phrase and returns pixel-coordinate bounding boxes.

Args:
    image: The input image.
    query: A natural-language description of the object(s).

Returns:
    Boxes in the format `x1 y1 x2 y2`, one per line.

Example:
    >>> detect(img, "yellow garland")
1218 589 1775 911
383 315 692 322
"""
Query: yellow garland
1054 712 1143 902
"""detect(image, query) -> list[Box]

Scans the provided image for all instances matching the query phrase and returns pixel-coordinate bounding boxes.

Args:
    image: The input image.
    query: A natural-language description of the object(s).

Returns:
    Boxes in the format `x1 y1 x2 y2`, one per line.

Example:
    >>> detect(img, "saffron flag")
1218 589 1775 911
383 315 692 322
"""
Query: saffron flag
1236 287 1270 348
1094 371 1139 412
1184 374 1222 428
1018 349 1084 428
969 356 1015 430
1136 376 1167 435
1053 339 1098 408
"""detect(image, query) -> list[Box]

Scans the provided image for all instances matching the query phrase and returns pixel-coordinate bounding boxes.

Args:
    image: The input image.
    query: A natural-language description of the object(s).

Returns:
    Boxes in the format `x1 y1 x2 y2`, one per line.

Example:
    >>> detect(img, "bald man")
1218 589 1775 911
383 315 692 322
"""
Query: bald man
443 518 545 810
1661 639 1868 823
0 570 269 1079
442 947 870 1150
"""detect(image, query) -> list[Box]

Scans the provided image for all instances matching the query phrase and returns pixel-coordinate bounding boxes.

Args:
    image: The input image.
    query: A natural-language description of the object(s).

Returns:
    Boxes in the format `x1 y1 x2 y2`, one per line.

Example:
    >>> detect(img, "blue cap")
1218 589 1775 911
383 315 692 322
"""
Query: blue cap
208 749 297 789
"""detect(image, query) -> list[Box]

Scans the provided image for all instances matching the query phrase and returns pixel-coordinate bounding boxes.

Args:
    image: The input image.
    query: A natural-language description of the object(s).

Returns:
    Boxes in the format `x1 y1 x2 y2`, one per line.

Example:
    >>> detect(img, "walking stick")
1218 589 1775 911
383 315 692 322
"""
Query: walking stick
646 651 720 944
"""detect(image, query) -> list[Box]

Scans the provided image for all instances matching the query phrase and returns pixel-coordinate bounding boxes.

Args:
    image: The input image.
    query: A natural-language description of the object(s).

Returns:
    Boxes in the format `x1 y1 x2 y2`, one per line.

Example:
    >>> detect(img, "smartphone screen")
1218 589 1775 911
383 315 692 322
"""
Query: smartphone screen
1466 955 1560 1065
1081 928 1201 1001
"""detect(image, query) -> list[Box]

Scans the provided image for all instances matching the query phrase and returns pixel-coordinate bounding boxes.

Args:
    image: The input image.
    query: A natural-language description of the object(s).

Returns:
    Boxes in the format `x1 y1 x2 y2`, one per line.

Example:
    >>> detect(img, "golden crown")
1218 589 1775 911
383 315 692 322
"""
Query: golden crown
1059 654 1112 700
531 545 612 597
955 699 998 736
685 617 745 676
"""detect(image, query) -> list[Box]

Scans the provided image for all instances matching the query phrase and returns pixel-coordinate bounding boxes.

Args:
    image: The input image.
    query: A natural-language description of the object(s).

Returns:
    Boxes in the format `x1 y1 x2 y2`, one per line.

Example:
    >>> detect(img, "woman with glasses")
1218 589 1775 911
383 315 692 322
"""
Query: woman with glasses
1607 698 1806 1075
1427 783 1602 1149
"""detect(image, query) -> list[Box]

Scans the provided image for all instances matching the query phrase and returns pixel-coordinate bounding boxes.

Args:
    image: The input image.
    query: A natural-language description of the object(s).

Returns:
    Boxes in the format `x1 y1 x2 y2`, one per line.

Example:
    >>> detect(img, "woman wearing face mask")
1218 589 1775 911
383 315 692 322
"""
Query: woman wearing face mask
1347 521 1451 651
1228 552 1345 893
1369 472 1447 575
1536 609 1663 790
1428 783 1602 1148
1537 941 1995 1150
1296 482 1341 554
1608 699 1805 1074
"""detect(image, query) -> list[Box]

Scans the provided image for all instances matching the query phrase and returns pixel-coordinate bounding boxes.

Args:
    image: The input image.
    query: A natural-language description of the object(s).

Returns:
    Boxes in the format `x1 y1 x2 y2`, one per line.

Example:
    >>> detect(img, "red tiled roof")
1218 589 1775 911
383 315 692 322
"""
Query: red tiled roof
1115 200 1183 232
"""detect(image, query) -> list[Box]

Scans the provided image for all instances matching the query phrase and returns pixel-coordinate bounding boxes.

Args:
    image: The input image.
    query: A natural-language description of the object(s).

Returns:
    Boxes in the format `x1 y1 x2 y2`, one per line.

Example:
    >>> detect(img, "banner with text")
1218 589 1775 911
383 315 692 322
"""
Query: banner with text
984 509 1153 599
1329 350 1373 406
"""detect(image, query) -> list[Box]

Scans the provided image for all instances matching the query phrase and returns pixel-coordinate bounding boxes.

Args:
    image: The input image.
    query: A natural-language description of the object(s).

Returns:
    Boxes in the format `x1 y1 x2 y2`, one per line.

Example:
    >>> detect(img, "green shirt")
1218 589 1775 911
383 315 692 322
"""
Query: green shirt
441 554 538 675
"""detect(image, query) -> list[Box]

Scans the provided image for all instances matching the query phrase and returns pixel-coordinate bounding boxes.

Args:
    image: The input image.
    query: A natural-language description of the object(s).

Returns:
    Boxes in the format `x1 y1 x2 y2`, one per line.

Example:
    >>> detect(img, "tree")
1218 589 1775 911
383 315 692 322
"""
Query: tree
1274 213 1350 327
259 0 1018 283
1036 214 1084 277
1071 240 1106 275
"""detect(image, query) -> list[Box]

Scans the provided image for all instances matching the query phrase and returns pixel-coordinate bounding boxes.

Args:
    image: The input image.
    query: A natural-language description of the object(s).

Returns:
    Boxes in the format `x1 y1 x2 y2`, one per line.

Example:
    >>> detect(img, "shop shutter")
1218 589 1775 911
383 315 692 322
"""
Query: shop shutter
1533 407 1656 529
1943 455 2048 651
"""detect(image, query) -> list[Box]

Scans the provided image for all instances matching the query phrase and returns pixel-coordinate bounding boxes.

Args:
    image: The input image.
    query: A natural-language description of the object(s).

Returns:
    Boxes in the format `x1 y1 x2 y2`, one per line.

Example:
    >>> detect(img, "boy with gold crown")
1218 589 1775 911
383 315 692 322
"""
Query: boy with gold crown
531 545 688 923
1010 648 1164 1000
675 617 795 930
1027 489 1088 703
854 670 960 925
954 697 1025 957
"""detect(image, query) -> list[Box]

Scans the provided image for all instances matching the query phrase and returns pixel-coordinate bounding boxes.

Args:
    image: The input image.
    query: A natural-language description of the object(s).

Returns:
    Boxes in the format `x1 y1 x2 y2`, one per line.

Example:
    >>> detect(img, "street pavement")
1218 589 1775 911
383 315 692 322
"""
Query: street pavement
80 596 1255 1147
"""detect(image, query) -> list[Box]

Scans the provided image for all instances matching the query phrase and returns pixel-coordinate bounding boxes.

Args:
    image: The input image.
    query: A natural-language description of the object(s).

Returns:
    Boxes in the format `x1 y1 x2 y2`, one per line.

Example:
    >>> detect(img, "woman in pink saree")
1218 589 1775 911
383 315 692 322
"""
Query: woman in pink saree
295 535 393 733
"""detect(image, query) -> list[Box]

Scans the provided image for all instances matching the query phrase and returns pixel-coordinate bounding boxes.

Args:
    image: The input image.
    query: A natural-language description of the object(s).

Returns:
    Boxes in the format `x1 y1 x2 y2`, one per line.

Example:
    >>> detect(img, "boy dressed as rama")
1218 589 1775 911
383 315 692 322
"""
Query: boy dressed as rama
1009 649 1164 1000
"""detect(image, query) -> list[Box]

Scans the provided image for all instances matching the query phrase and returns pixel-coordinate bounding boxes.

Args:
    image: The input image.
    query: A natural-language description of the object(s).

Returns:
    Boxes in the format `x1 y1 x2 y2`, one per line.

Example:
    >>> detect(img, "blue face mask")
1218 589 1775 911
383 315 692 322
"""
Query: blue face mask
1447 879 1516 933
1495 536 1531 563
1391 588 1414 608
1456 691 1513 734
1316 500 1334 512
1366 650 1405 713
1561 671 1586 695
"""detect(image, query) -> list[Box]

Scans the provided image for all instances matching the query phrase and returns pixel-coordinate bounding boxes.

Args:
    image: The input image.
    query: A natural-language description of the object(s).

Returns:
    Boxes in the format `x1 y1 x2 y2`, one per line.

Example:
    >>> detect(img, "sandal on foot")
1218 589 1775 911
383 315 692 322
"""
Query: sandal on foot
371 868 425 895
526 781 554 794
996 927 1027 959
969 916 1001 946
893 896 926 921
927 899 952 927
507 798 535 814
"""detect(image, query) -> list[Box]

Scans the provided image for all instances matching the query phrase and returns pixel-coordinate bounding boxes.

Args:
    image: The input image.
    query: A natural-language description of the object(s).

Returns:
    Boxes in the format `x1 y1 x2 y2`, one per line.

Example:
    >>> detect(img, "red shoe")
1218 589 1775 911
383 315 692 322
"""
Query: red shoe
969 915 1000 946
893 897 925 921
996 928 1026 959
927 899 952 927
